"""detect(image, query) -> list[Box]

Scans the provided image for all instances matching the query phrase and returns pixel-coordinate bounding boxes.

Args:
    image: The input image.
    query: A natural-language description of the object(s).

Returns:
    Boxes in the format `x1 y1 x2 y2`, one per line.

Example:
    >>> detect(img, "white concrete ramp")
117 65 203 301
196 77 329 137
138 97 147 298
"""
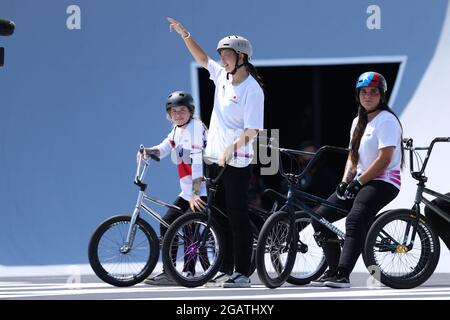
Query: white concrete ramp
386 1 450 272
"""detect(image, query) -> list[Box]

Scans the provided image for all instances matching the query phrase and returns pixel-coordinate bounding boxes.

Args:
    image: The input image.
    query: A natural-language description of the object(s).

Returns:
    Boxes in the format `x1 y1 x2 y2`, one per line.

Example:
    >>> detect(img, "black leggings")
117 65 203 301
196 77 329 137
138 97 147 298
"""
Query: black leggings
160 197 190 236
160 196 207 273
207 163 252 276
312 180 399 274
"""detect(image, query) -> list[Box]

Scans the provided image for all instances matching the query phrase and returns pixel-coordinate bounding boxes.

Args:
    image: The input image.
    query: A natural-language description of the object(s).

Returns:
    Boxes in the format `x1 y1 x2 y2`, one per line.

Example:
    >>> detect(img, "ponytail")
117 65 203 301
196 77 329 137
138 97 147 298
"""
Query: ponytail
243 55 264 89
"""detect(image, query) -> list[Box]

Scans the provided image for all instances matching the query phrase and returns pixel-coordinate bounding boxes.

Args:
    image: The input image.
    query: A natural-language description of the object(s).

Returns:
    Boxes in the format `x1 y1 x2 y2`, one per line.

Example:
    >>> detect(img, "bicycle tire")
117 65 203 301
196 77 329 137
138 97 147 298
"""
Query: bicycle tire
286 212 328 285
256 210 299 288
162 212 224 288
364 209 440 289
88 214 160 287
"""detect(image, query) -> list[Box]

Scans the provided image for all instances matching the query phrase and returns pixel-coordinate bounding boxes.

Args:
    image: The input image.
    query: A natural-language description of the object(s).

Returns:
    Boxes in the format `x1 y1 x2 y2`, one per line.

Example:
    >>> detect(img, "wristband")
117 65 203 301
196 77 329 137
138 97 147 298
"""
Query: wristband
182 31 191 40
356 176 363 185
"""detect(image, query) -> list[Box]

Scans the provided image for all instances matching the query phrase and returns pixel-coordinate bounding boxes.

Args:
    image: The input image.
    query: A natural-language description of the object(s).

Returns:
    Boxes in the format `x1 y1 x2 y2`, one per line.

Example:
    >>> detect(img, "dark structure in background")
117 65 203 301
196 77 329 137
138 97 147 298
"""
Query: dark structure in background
0 18 15 66
197 62 400 204
0 47 4 67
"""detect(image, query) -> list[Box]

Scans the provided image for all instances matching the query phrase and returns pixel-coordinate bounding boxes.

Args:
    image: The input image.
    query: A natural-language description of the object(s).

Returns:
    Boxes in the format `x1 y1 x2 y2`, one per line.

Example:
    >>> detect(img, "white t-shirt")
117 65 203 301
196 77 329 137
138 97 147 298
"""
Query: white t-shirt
205 59 264 167
153 118 208 201
350 110 402 189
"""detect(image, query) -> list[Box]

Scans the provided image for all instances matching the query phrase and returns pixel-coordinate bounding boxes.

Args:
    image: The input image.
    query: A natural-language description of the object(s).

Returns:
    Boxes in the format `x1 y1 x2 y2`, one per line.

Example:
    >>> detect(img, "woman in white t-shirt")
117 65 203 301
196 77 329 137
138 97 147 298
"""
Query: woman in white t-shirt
311 72 404 288
167 17 264 288
139 91 208 286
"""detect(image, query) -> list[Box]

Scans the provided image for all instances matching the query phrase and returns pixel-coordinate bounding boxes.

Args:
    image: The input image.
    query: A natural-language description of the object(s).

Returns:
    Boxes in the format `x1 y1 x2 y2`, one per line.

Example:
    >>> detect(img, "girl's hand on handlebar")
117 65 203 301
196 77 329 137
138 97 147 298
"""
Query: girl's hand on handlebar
335 182 348 200
189 195 206 212
136 148 159 163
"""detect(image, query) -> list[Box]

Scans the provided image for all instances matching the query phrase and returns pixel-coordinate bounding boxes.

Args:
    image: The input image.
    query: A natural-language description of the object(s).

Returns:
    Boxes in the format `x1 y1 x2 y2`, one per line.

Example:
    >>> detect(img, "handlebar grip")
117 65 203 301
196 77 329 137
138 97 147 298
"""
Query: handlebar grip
150 154 160 162
435 137 450 143
138 144 160 161
402 138 413 148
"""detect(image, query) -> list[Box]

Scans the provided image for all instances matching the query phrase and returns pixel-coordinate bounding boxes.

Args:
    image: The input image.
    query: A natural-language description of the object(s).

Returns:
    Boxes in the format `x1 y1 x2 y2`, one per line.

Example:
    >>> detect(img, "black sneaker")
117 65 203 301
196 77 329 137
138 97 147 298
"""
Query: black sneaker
324 275 351 288
310 270 336 287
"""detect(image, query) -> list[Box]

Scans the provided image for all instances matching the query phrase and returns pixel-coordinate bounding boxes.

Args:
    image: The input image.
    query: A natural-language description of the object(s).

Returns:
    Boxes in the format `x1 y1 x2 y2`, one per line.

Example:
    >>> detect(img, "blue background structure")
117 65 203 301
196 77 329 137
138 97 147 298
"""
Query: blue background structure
0 0 448 265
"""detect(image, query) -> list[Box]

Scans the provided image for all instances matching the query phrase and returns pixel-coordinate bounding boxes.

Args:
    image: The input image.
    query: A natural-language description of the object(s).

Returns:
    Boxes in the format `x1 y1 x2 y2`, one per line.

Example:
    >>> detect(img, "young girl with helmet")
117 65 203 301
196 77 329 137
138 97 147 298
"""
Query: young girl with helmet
140 90 208 285
311 71 404 288
167 17 265 288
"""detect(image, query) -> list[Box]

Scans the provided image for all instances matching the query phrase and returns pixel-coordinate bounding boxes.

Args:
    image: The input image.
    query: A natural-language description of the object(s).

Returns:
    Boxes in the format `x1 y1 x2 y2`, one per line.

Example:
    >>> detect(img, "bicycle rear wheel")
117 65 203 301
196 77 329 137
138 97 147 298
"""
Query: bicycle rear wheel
88 215 159 287
256 211 299 288
287 213 327 285
162 212 224 287
364 209 440 289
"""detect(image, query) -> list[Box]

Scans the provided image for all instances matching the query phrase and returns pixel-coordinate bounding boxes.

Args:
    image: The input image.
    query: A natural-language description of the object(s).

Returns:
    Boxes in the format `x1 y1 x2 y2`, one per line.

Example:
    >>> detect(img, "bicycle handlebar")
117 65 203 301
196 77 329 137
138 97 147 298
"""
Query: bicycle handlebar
435 137 450 143
134 145 161 188
203 156 227 185
262 143 349 181
139 144 160 162
403 137 450 180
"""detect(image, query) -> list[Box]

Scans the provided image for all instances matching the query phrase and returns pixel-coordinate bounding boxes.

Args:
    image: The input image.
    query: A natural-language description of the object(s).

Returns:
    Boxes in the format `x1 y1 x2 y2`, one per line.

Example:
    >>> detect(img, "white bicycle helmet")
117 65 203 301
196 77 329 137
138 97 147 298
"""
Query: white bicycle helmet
217 35 253 59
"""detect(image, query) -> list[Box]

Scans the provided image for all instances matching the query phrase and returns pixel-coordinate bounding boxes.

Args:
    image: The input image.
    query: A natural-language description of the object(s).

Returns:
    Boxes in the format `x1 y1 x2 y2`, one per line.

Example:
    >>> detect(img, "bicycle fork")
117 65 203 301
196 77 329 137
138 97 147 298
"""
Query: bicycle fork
284 189 298 254
401 183 429 251
403 199 423 252
200 186 217 249
121 190 144 253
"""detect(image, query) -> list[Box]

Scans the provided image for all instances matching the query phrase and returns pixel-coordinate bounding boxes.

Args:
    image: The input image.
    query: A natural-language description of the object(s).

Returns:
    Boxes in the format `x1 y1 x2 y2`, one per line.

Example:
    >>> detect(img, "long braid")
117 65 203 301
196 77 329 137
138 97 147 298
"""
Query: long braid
350 106 368 166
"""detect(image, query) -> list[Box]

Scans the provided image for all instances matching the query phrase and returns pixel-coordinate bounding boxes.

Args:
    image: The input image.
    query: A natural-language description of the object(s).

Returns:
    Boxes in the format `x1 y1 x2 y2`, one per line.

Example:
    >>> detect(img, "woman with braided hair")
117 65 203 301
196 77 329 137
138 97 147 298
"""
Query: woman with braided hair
311 71 404 288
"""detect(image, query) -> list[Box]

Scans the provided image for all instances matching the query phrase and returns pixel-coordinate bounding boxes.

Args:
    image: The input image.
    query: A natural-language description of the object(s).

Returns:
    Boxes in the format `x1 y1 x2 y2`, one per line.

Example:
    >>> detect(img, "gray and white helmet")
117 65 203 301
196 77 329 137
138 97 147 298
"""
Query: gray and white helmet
217 35 253 59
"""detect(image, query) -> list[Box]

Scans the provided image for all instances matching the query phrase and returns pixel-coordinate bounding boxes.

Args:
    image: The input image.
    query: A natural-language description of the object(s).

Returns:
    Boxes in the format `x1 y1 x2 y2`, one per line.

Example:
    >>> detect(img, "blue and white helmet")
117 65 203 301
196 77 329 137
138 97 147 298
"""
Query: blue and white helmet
356 71 387 92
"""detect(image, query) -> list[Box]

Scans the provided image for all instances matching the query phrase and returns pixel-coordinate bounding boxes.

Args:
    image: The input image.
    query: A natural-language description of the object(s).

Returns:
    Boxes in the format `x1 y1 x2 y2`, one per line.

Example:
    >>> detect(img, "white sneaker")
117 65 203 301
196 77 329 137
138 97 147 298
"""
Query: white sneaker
182 271 194 278
222 272 251 288
204 272 231 287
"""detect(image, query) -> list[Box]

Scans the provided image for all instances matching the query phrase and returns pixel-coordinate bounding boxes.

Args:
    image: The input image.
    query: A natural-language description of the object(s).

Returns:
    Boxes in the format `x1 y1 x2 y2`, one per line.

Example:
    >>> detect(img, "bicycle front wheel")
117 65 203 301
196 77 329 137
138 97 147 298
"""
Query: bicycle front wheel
88 215 159 287
287 212 327 285
364 209 440 289
256 211 299 288
162 212 224 288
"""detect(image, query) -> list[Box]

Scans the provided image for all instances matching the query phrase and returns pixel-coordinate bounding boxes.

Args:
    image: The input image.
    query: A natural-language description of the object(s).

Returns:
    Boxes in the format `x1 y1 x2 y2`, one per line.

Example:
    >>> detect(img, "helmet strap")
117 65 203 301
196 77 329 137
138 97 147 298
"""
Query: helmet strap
226 63 246 80
226 52 246 80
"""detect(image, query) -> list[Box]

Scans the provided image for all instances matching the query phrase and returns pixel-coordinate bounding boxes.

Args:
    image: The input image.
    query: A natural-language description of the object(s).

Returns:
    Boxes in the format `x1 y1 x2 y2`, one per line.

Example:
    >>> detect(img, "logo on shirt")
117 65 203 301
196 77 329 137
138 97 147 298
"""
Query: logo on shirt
229 95 238 104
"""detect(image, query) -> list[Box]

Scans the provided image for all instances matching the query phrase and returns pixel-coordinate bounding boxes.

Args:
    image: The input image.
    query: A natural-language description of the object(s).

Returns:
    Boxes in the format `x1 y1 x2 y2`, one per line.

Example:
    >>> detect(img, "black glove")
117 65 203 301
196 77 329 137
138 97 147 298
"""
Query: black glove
336 182 348 200
345 179 363 199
